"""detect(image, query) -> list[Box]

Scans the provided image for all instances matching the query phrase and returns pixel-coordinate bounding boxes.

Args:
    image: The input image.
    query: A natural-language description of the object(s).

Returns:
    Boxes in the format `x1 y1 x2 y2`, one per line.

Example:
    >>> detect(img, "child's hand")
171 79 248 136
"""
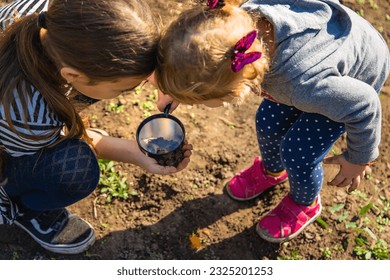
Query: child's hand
323 154 366 192
137 143 193 175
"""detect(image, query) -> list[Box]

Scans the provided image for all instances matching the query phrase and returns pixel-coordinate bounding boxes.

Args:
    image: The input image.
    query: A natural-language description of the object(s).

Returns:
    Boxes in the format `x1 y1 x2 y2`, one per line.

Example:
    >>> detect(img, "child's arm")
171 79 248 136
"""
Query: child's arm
292 75 383 190
293 75 382 165
86 129 192 175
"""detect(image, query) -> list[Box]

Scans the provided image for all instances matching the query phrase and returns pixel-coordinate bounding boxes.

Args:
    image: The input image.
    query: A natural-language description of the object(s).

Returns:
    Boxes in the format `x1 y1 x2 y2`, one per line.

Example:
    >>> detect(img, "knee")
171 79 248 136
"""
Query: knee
47 139 100 194
279 137 297 171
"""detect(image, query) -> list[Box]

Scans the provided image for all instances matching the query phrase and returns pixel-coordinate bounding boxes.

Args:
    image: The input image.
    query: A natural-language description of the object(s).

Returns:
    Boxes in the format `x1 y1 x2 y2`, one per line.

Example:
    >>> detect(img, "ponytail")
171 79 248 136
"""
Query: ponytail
0 14 85 142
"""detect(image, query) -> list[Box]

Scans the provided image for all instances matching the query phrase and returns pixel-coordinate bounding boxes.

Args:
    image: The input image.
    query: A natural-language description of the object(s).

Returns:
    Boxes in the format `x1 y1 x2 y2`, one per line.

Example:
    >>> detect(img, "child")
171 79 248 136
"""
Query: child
155 0 390 243
0 0 192 254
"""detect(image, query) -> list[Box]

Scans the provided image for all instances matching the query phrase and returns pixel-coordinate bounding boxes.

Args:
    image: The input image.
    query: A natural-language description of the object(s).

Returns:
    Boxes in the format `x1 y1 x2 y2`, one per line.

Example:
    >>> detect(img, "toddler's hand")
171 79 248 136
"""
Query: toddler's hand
323 154 366 192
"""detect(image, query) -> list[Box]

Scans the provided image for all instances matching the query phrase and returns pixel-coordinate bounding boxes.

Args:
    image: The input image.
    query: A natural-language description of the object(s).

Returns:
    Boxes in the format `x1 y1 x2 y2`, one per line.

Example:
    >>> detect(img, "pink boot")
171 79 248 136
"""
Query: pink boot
257 194 322 243
226 157 288 201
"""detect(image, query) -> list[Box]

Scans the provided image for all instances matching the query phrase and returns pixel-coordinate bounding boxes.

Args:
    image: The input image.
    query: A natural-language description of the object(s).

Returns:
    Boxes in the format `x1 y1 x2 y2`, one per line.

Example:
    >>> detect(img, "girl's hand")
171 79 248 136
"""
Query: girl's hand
136 143 193 175
322 154 366 192
88 129 193 175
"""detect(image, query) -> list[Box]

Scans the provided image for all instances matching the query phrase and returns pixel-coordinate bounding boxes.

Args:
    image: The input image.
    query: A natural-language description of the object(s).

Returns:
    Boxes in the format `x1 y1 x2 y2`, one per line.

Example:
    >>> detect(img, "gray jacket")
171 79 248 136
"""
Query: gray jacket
242 0 390 164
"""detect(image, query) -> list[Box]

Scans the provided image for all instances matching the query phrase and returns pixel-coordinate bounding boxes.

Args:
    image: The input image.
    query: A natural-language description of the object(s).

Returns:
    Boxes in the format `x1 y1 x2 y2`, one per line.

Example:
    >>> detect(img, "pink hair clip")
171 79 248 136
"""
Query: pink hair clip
207 0 225 9
231 30 262 72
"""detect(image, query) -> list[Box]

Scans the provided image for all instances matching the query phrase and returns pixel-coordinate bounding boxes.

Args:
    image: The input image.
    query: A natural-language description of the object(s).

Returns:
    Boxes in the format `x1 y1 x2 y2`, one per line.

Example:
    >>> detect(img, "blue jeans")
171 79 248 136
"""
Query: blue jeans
2 138 100 212
256 99 346 205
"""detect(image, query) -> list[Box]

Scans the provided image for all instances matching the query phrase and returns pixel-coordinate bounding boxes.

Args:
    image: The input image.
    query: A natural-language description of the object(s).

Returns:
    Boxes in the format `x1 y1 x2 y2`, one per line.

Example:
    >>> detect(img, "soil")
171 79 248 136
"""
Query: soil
0 0 389 260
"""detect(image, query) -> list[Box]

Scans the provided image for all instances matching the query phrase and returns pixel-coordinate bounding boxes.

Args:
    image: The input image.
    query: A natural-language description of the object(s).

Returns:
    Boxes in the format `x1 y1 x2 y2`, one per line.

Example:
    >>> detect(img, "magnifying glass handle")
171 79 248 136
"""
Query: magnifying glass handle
164 103 172 114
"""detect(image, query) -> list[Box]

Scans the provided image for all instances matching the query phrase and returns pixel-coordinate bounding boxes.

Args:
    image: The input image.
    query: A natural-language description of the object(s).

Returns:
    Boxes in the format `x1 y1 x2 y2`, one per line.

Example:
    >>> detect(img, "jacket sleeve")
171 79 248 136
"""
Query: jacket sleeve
291 75 381 164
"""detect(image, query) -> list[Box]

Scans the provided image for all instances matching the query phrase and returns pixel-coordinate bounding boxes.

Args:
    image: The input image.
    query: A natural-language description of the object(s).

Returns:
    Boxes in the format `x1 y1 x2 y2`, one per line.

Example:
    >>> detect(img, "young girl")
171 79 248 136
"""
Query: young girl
0 0 192 254
155 0 390 243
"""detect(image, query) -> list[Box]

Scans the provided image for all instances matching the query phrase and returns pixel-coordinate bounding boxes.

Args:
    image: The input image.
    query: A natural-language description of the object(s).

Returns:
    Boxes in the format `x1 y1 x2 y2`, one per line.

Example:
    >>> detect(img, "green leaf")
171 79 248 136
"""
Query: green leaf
337 211 349 222
345 222 357 229
316 217 328 228
329 203 345 214
363 227 377 241
359 203 373 216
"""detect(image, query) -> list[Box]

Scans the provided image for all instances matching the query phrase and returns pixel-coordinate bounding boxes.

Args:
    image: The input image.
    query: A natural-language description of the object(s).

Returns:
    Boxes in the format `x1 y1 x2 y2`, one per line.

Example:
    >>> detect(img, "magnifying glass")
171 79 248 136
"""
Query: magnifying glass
136 104 185 167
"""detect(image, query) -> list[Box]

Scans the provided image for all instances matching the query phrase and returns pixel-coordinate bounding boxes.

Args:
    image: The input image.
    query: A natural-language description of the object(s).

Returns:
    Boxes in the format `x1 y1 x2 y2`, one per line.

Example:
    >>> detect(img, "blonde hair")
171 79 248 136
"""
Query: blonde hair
156 2 269 104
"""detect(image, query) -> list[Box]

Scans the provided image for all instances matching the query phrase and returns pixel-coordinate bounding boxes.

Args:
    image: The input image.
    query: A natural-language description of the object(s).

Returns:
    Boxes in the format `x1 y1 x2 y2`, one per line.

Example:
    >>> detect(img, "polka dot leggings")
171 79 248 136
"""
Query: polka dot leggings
256 99 346 205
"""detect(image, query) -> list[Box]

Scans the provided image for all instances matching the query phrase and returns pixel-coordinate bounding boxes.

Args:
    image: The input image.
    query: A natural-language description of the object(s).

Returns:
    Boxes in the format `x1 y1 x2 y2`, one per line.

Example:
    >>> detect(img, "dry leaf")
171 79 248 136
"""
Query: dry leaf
189 234 202 250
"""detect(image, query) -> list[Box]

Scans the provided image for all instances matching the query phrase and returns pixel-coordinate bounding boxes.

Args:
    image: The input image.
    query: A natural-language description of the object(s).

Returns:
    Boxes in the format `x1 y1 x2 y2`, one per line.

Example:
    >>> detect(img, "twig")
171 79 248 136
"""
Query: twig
93 197 98 219
218 117 243 128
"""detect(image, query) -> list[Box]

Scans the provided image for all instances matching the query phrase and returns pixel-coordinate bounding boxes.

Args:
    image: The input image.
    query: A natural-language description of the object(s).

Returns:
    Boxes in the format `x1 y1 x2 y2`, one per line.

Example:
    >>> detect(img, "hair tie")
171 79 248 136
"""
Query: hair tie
231 30 262 72
207 0 225 9
37 11 47 29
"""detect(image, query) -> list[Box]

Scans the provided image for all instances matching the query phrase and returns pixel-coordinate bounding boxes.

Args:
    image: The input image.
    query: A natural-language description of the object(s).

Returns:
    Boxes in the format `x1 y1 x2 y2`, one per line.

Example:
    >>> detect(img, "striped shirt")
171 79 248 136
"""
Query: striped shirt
0 0 61 157
0 0 49 30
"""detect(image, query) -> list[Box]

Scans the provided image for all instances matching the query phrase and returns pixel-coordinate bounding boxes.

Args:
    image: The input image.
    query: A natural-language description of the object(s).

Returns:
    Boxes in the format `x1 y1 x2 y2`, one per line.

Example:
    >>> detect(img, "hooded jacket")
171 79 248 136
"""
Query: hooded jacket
242 0 390 164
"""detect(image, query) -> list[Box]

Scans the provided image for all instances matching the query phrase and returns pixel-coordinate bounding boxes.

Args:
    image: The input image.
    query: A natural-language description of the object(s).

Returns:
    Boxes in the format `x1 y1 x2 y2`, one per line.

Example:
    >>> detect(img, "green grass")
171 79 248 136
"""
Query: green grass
326 189 390 259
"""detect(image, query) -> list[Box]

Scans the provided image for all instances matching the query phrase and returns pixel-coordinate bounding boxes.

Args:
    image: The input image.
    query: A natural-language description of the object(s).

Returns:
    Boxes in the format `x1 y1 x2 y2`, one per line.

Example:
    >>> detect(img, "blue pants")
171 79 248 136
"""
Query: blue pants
256 99 346 205
2 138 100 213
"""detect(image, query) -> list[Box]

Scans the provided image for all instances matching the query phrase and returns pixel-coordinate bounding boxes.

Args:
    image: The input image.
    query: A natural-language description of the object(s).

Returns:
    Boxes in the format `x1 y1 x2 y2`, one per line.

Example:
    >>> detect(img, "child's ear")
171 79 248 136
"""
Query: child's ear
60 66 85 83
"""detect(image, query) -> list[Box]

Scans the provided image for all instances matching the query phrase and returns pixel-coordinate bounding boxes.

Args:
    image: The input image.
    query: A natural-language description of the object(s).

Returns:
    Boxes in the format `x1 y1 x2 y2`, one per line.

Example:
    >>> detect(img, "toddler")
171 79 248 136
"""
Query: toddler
155 0 389 242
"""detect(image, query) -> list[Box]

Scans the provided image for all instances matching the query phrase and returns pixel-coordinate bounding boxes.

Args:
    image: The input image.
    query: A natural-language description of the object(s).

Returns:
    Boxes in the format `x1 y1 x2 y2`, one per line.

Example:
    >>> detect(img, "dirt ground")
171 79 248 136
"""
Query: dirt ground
0 0 389 260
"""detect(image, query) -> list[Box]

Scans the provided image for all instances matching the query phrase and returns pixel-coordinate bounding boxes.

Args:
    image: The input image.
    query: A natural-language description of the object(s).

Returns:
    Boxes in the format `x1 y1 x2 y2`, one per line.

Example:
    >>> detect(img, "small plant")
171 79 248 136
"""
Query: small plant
99 223 109 230
354 236 389 260
12 251 20 260
146 90 158 102
368 0 378 9
331 148 341 155
347 196 390 260
321 247 332 259
278 247 302 260
141 101 155 117
106 102 125 113
329 203 345 214
98 159 137 203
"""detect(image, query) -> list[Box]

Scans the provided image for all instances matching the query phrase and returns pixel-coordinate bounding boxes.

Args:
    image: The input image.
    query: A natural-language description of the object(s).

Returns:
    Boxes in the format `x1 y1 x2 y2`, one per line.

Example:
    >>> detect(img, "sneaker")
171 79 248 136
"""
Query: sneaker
256 194 322 243
0 186 19 225
14 208 95 254
226 157 288 201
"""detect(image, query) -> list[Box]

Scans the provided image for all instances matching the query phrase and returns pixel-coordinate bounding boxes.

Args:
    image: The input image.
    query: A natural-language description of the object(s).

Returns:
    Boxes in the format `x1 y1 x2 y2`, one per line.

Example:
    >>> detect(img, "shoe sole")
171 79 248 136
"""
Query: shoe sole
14 219 96 254
226 177 288 201
256 204 322 243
